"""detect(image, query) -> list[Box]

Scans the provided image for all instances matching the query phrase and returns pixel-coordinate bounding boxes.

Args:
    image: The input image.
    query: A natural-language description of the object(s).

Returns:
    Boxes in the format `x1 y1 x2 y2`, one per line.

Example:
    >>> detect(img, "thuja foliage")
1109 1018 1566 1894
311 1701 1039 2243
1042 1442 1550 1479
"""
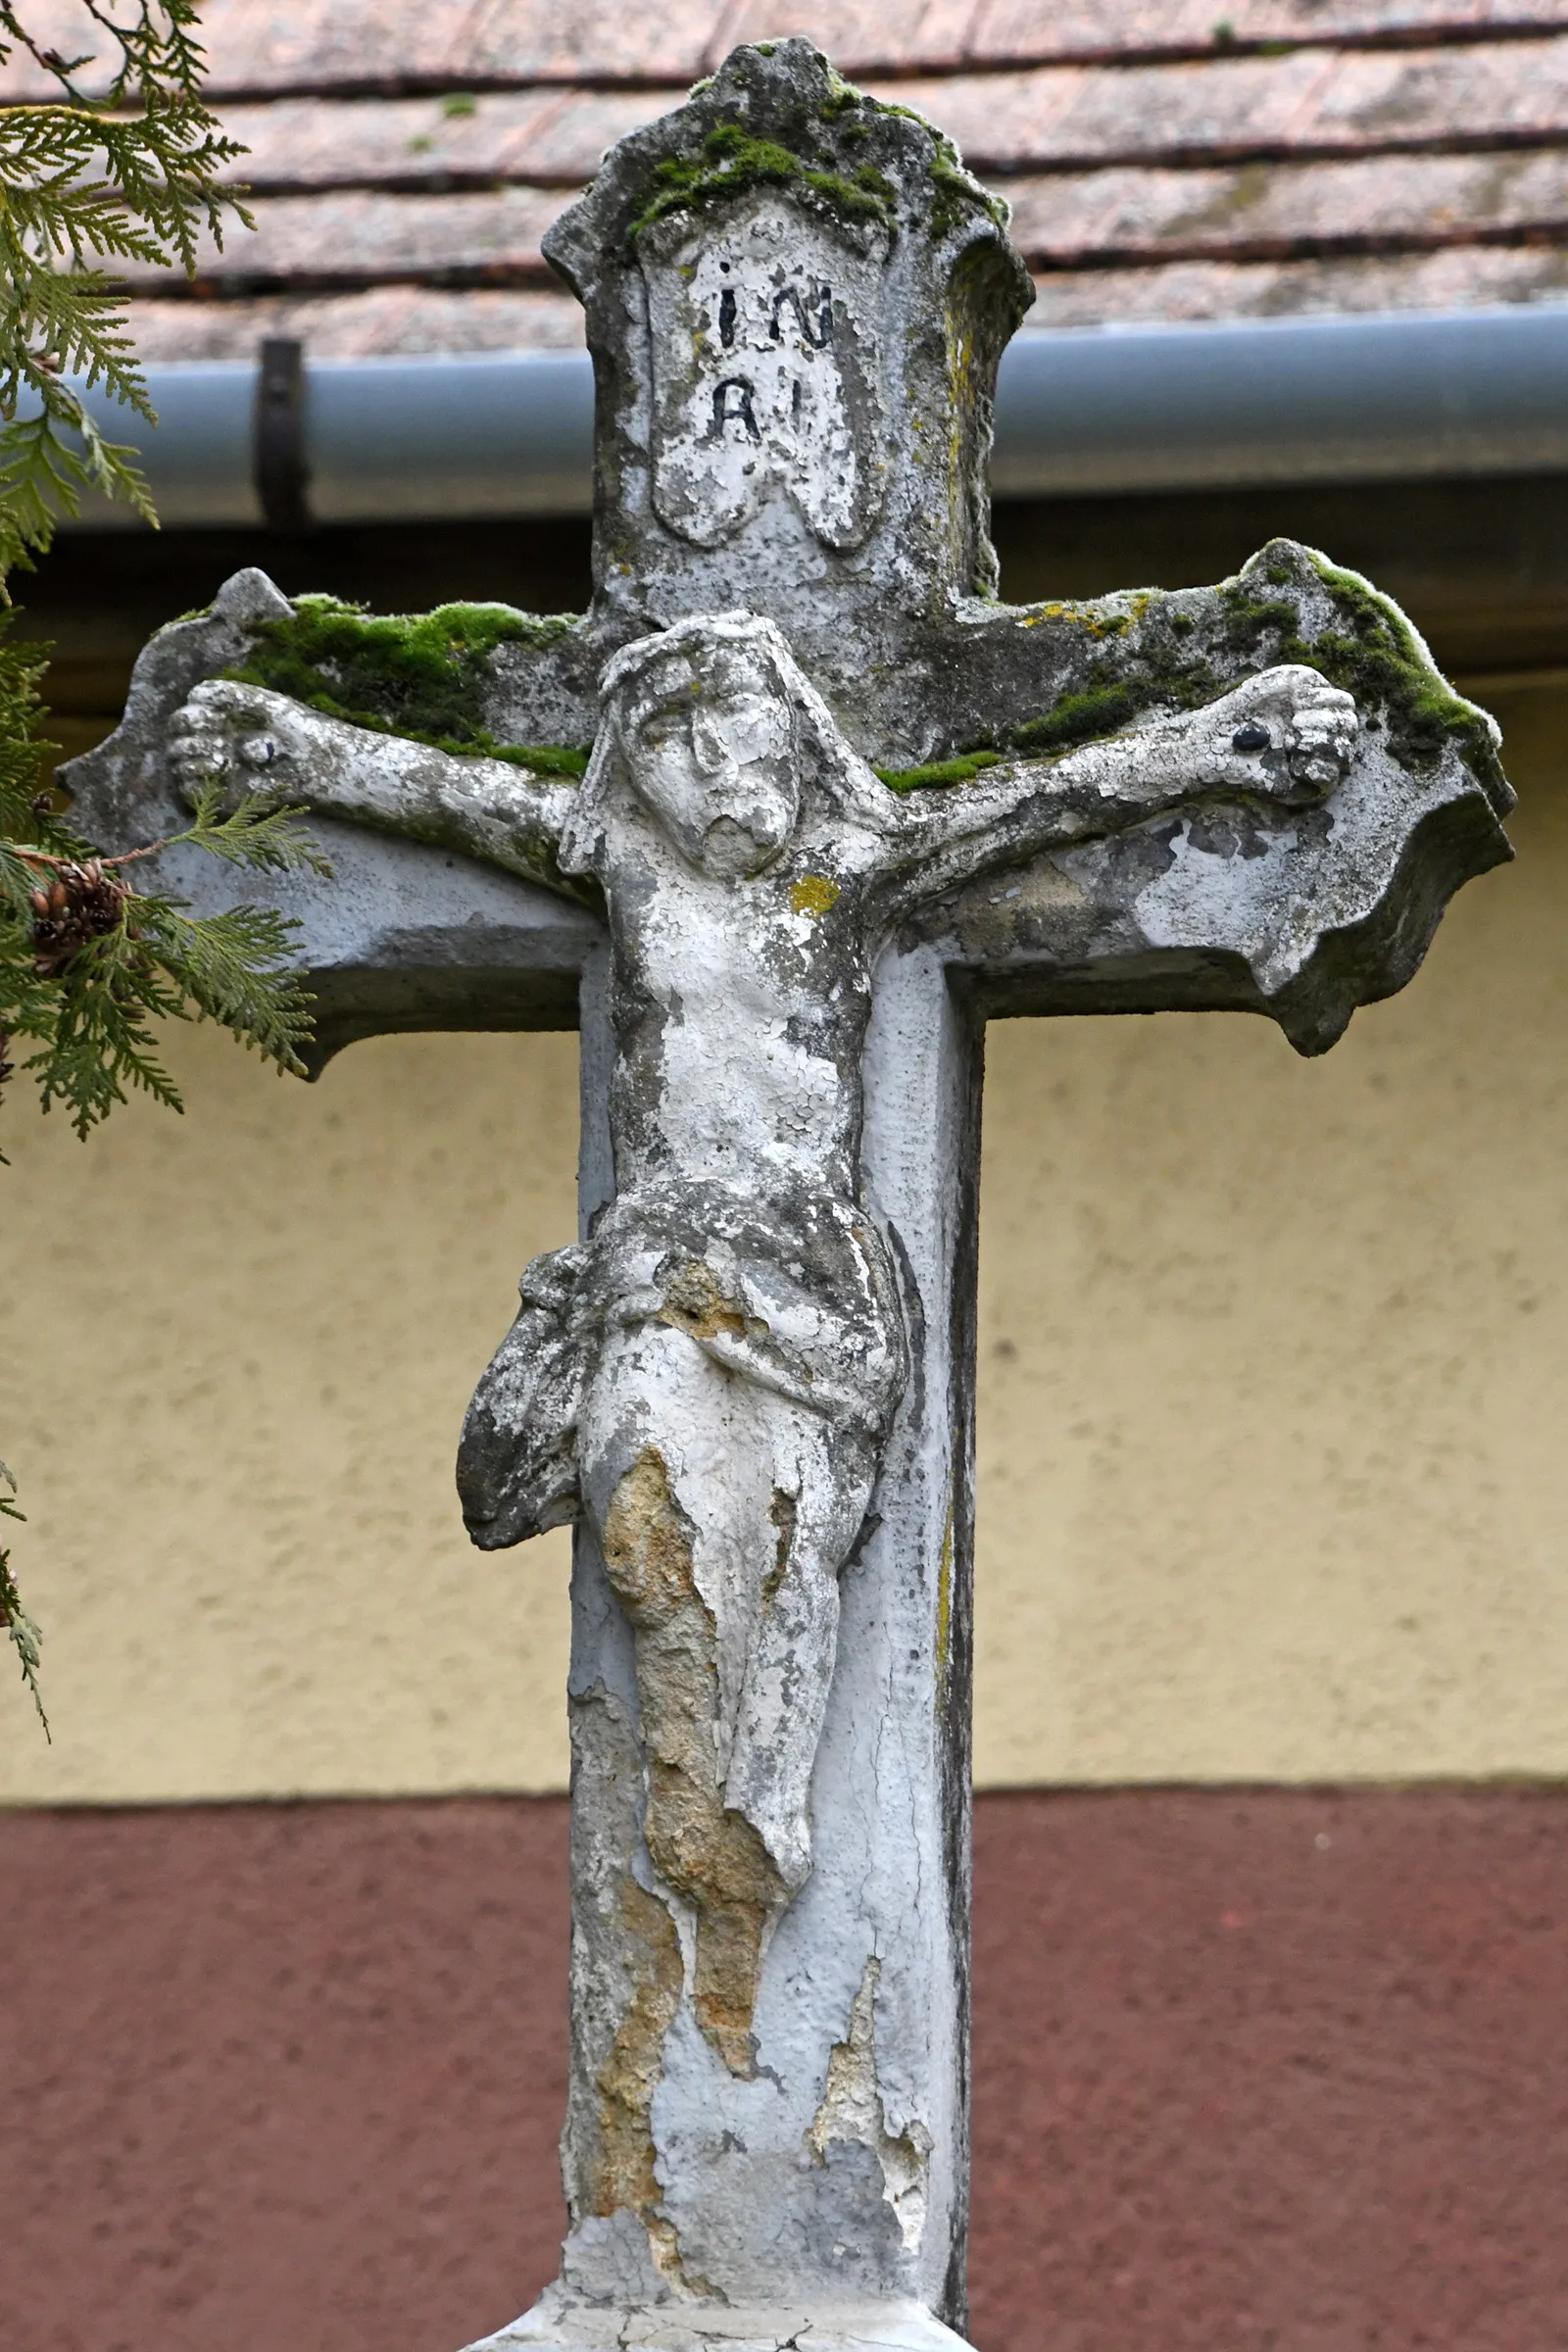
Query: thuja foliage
0 1 251 574
1 1458 42 1731
0 630 327 1142
0 7 331 1726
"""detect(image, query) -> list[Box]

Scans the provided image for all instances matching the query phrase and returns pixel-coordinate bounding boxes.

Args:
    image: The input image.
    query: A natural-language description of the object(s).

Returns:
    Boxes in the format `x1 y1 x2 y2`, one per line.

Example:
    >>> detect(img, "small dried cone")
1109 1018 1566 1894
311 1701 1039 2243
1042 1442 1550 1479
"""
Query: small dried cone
30 859 130 977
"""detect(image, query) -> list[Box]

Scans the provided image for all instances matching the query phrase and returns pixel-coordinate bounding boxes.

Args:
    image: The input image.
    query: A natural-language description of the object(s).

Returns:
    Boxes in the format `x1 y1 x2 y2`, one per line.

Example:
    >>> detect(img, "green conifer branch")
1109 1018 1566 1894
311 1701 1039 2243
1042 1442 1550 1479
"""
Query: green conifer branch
0 8 332 1730
0 1459 47 1737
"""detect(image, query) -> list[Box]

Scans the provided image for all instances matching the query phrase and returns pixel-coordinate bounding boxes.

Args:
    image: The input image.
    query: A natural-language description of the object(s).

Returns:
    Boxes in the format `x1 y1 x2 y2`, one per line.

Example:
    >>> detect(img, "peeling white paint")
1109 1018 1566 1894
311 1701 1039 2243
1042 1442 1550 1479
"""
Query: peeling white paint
808 1958 933 2251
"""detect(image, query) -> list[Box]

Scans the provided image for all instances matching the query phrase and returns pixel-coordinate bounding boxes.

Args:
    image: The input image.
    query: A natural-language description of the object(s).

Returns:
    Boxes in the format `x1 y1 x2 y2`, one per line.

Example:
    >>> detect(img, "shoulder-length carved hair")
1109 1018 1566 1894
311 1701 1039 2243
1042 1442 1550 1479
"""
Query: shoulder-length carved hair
558 609 887 876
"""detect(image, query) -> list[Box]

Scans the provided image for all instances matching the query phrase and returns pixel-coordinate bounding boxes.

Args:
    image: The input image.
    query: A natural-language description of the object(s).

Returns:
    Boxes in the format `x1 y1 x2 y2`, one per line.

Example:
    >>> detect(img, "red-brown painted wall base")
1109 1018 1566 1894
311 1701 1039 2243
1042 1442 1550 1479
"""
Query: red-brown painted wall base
3 1788 1566 2352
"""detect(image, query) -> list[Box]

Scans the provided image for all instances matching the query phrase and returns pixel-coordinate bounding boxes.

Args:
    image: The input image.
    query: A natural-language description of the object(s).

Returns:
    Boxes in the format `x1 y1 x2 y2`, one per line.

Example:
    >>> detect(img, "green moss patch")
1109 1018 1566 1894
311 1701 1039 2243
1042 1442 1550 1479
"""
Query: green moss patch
223 595 587 774
999 542 1500 785
631 121 895 238
874 750 1003 793
1011 682 1146 755
628 51 1004 247
930 139 1008 239
1255 551 1499 777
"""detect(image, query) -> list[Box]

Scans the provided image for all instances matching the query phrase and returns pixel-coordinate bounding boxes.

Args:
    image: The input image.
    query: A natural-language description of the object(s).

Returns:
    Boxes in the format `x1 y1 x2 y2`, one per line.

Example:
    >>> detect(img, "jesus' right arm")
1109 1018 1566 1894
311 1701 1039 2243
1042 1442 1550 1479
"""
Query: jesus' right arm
167 678 588 904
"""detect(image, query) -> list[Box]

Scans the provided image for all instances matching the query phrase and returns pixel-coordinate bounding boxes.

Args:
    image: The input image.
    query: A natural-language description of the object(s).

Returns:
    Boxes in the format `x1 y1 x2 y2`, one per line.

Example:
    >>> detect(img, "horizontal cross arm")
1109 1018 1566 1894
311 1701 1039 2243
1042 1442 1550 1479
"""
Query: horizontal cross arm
62 567 605 1073
875 665 1355 918
916 736 1508 1056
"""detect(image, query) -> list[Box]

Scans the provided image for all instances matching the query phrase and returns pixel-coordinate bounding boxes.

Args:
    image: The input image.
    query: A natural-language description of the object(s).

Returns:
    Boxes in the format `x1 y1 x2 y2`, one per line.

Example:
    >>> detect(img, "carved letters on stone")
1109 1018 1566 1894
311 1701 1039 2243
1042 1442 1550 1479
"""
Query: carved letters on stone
641 197 889 551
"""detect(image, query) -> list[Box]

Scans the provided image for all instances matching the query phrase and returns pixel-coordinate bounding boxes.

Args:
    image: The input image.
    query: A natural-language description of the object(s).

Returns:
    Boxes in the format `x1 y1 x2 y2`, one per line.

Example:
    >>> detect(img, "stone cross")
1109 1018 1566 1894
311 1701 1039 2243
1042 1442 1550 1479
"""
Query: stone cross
70 42 1514 2352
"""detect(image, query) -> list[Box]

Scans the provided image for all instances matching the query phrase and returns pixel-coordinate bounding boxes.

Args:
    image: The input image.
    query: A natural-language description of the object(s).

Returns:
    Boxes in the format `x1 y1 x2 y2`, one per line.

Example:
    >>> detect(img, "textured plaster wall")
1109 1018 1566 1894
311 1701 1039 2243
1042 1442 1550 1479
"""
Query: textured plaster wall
7 1790 1566 2352
0 1024 581 1801
1 683 1564 1802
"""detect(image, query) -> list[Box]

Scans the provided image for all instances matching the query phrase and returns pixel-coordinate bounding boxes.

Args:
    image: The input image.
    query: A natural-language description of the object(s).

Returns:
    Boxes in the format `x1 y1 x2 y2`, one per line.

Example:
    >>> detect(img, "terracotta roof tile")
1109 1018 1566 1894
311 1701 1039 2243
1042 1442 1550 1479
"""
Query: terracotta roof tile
222 88 665 191
871 38 1568 172
0 0 730 96
964 0 1568 68
714 0 978 76
124 286 586 361
215 36 1568 200
11 1 1568 352
119 188 567 295
119 139 1567 300
120 236 1568 360
1006 147 1568 265
10 0 1568 98
1023 241 1568 319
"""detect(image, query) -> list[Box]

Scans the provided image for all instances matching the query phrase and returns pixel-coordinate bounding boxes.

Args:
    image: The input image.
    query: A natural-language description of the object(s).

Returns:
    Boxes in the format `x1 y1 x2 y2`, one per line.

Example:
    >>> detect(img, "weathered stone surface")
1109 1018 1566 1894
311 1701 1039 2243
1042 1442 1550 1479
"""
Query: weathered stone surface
62 37 1514 2352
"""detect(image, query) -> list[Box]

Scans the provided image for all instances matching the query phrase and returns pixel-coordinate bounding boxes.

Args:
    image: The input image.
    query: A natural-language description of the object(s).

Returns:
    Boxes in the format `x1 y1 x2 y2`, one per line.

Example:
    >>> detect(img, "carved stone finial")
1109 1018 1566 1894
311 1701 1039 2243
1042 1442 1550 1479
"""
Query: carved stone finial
544 39 1033 671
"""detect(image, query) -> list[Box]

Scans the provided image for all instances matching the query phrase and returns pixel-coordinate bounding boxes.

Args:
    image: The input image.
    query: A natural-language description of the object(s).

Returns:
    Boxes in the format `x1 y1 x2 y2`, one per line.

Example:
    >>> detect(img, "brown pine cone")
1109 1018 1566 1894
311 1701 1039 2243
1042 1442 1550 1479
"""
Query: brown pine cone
30 859 130 977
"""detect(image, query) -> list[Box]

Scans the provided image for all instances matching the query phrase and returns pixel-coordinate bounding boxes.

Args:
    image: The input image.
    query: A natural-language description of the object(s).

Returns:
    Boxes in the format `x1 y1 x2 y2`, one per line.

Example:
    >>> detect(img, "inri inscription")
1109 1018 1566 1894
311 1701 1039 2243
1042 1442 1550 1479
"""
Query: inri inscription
643 198 888 550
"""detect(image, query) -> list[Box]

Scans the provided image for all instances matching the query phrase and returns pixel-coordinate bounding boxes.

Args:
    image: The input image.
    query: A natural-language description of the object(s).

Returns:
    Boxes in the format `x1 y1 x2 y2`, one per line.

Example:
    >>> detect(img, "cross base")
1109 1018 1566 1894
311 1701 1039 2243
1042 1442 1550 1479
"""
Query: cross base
462 2290 974 2351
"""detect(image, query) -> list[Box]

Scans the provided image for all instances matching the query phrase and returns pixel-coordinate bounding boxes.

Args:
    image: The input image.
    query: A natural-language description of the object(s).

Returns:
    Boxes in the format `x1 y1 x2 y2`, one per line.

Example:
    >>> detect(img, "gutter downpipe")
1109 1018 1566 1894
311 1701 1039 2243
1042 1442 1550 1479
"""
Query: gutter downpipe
56 304 1568 530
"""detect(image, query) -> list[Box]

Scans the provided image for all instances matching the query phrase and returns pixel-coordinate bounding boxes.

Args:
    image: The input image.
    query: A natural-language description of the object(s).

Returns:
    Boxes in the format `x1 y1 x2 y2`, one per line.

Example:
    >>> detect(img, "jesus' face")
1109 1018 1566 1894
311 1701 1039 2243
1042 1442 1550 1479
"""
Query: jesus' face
626 646 800 879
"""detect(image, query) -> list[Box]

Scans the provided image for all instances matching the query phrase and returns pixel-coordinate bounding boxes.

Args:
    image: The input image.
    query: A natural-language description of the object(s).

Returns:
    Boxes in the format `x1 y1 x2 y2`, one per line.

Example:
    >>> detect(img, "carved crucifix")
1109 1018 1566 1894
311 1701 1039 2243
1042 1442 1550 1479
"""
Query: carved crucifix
70 42 1513 2352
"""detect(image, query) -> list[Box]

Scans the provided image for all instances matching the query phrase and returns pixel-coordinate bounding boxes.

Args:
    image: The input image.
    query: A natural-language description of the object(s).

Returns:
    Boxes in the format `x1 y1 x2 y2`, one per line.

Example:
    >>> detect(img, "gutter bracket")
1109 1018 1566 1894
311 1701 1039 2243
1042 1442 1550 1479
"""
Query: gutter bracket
254 336 312 533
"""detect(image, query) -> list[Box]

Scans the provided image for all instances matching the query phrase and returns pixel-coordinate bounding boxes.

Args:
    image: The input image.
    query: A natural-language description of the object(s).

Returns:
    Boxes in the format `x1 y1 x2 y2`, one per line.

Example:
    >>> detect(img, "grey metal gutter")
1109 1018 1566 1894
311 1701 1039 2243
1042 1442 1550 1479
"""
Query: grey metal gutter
58 302 1568 530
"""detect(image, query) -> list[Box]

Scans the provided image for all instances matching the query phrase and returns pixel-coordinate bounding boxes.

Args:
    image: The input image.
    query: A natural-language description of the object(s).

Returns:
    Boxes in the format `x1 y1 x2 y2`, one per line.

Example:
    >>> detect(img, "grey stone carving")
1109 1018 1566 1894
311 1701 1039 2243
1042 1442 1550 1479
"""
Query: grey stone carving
66 38 1513 2352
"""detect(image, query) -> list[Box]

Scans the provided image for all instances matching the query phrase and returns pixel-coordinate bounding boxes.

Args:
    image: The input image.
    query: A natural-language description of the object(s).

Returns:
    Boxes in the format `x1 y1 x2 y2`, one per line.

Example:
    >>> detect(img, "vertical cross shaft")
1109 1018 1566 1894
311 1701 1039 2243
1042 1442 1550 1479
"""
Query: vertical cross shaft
532 950 982 2346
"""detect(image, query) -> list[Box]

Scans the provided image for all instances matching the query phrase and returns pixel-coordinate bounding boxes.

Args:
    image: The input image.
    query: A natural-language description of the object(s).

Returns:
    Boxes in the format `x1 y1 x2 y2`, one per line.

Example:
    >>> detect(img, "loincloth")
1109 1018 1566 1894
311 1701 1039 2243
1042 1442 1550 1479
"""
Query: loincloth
457 1175 908 1549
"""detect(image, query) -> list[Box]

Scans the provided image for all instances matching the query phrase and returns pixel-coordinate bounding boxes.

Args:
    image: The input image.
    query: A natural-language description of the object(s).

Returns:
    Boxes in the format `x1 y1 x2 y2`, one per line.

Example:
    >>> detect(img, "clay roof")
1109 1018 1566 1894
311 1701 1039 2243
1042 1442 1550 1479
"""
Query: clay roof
7 0 1568 359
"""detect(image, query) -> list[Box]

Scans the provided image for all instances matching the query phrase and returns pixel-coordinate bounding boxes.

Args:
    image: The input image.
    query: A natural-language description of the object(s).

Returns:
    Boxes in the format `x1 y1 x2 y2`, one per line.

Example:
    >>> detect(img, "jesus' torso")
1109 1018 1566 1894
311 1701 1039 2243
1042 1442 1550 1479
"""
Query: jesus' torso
596 799 884 1206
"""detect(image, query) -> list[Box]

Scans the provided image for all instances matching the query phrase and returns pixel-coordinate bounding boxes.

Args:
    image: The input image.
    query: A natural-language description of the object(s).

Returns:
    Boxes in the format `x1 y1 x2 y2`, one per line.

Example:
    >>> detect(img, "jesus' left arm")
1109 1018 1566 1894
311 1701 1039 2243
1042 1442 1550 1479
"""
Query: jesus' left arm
868 663 1358 917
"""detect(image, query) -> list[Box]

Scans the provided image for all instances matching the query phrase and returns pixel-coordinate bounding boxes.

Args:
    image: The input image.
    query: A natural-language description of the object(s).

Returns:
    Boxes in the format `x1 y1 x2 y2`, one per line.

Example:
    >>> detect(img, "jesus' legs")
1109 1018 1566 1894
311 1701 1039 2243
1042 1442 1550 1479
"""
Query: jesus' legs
580 1319 869 2078
724 1406 880 1895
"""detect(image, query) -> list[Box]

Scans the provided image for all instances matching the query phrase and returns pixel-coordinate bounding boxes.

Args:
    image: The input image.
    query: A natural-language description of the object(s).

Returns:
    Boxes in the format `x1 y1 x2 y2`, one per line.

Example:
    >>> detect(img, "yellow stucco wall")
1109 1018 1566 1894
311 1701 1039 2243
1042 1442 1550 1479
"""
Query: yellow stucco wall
2 683 1564 1800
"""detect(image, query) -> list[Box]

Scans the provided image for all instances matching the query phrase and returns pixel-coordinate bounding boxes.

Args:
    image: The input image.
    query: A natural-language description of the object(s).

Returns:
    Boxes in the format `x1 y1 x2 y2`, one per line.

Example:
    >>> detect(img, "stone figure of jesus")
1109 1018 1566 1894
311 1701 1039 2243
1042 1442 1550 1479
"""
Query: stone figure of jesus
170 612 1357 2072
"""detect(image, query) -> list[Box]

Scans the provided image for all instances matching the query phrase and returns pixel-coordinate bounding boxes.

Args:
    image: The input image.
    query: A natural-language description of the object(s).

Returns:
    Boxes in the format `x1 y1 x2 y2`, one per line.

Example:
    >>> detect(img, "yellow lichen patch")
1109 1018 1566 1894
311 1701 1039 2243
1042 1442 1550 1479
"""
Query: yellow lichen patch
602 1446 790 2080
591 1869 683 2219
659 1256 763 1341
1019 598 1142 639
934 1505 954 1716
790 872 841 919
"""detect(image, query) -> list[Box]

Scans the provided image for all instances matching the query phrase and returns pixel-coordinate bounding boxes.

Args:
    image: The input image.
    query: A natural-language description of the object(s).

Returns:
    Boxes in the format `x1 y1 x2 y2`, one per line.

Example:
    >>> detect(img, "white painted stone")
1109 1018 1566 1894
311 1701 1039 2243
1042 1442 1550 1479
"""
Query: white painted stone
464 2290 973 2349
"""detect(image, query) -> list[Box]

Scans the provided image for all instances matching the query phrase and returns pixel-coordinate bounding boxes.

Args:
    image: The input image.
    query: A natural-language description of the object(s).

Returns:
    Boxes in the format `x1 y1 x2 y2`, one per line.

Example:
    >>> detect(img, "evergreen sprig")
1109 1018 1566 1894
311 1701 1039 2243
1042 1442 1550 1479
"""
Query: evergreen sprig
0 671 329 1138
0 12 330 1731
0 1457 46 1736
0 2 252 582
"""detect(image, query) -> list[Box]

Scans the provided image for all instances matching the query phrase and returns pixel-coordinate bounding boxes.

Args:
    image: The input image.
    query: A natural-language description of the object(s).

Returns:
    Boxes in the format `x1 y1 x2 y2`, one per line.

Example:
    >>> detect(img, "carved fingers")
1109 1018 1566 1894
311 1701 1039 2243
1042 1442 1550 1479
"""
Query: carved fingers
168 679 309 811
1201 664 1359 805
